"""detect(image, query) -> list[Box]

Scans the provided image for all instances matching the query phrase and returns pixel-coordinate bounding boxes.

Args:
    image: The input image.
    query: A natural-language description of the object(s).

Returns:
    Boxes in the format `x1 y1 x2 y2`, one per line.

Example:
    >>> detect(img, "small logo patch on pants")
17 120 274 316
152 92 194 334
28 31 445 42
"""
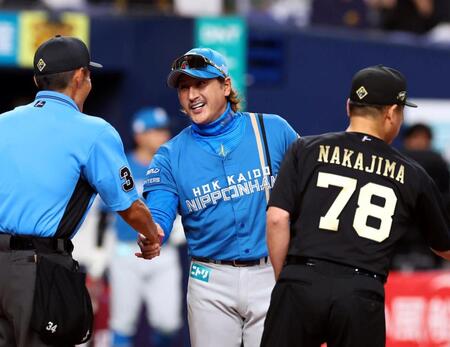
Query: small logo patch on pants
190 263 211 282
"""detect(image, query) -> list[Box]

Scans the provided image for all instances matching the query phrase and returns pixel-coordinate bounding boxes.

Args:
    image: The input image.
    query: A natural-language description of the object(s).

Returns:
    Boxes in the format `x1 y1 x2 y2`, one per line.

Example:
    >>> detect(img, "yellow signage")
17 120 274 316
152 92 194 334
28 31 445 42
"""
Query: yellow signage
18 11 89 67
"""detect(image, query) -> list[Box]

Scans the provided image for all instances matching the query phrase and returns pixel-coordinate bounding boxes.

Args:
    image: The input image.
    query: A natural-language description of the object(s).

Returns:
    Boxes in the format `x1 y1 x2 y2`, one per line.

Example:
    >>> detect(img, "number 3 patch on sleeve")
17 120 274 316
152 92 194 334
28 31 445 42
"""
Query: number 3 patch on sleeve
120 166 135 192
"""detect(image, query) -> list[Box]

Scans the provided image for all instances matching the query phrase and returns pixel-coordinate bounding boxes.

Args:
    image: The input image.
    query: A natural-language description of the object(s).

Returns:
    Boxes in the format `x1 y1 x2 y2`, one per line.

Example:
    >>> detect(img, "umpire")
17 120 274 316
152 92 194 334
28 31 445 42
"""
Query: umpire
261 65 450 347
0 35 160 347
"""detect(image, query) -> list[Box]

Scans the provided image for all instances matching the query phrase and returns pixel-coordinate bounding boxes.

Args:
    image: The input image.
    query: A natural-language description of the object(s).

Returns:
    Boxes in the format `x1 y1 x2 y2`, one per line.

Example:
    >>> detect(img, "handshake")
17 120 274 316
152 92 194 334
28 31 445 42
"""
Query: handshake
135 223 165 260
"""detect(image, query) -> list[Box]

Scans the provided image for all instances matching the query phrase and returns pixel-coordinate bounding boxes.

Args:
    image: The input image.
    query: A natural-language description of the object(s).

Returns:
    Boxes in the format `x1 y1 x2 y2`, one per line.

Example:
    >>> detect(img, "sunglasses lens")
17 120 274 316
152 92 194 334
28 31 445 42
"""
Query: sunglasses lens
173 55 207 70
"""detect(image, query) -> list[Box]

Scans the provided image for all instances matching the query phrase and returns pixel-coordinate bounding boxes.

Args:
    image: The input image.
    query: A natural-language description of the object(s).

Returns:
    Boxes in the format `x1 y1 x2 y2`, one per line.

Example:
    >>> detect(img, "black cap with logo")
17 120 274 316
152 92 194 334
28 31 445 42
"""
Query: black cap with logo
33 35 103 76
349 65 417 108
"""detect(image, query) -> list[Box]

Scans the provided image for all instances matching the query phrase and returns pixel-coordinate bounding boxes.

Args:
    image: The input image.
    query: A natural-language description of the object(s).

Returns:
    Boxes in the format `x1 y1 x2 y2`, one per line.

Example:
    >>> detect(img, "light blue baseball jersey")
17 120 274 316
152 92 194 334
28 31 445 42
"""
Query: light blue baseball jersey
0 91 138 237
144 109 298 260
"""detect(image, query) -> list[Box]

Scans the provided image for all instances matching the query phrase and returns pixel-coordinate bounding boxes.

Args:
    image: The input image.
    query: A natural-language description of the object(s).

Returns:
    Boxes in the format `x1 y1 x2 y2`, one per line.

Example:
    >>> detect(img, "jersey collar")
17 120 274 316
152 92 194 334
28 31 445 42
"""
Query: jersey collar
191 102 236 136
35 91 79 112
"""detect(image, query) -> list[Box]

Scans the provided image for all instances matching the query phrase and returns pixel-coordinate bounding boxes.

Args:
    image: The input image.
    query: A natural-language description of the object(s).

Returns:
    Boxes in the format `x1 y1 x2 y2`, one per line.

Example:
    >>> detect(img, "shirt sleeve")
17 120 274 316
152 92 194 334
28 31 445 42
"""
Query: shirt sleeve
416 171 450 251
268 139 303 215
145 190 179 244
143 145 178 195
83 124 138 211
142 144 179 243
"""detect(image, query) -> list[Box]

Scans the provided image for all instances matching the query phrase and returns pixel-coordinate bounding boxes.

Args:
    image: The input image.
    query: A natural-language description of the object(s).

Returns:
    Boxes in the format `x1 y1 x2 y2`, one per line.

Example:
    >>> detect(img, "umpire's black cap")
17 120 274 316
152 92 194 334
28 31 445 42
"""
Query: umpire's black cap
349 65 417 108
33 35 102 76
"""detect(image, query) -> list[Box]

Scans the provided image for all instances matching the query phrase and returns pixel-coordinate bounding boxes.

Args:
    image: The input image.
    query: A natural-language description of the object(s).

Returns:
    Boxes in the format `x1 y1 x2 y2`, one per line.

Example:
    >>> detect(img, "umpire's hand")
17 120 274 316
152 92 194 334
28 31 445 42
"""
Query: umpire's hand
135 224 165 260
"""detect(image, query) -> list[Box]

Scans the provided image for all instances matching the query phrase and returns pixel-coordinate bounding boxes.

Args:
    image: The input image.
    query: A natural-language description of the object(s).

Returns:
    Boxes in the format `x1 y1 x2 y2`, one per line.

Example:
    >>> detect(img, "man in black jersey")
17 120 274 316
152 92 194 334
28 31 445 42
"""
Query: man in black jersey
261 65 450 347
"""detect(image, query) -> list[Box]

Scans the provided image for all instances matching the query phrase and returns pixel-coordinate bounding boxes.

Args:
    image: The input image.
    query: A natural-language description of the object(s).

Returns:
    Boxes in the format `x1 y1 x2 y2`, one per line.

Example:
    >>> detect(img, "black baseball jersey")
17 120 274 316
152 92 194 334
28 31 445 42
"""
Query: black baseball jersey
269 131 450 276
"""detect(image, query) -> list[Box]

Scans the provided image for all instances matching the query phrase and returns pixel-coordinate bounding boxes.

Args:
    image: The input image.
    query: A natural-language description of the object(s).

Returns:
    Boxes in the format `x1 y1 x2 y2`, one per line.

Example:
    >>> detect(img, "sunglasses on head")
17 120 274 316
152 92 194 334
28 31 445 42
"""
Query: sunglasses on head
171 54 228 78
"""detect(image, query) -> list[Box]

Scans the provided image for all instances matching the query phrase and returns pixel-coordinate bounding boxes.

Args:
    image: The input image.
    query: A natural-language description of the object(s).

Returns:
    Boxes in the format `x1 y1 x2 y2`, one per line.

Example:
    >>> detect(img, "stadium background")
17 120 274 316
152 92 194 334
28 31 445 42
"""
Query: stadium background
0 1 449 346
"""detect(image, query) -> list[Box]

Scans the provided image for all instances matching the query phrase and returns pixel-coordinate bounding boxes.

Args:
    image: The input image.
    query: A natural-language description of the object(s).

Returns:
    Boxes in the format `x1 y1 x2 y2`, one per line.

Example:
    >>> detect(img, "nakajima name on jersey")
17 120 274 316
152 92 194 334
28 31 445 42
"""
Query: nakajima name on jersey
186 166 276 213
318 145 405 184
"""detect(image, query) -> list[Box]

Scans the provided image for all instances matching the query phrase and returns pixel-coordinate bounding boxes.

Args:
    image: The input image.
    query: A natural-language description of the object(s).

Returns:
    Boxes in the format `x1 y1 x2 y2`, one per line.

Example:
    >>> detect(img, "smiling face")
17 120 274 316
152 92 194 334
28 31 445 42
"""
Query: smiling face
177 74 231 125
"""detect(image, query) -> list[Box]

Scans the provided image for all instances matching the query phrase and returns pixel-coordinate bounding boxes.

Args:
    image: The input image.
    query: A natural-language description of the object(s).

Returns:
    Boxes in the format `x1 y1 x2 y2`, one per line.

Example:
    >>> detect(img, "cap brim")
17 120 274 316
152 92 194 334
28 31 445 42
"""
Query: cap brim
350 98 418 108
404 100 417 108
89 61 103 69
167 69 221 88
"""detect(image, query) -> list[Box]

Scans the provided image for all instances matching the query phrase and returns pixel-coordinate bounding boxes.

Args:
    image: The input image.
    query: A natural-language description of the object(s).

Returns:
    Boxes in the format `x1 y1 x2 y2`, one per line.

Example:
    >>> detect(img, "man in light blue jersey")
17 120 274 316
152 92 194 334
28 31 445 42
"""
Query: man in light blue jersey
0 35 161 347
138 48 299 347
109 107 184 347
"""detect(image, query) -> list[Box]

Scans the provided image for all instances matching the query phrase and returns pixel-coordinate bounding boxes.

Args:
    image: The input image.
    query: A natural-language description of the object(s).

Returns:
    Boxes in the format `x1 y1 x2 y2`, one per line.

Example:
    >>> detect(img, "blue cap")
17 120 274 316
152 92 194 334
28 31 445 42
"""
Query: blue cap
132 107 169 133
167 47 229 88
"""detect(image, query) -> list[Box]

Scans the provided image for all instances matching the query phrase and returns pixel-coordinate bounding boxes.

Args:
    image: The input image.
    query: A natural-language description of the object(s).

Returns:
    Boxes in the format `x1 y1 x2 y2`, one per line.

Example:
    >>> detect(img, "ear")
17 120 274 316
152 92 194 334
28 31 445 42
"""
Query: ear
72 68 86 88
223 77 231 97
33 75 38 88
346 99 350 117
385 104 397 124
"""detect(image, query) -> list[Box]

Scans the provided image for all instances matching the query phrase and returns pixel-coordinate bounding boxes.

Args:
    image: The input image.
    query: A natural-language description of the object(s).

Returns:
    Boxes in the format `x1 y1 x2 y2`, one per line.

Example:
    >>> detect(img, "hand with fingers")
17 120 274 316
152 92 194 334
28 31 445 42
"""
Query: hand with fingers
135 224 165 260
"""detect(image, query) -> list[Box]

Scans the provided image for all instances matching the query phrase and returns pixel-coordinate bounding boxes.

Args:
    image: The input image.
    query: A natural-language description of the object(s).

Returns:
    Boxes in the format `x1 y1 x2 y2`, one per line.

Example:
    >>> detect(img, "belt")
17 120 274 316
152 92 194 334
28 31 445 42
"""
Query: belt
0 234 73 253
192 256 269 267
286 256 386 283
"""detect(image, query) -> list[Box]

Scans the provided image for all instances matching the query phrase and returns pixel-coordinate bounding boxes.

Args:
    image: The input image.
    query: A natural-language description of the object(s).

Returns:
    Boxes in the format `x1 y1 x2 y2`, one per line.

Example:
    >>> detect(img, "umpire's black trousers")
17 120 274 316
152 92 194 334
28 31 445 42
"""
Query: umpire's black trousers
261 258 386 347
0 234 74 347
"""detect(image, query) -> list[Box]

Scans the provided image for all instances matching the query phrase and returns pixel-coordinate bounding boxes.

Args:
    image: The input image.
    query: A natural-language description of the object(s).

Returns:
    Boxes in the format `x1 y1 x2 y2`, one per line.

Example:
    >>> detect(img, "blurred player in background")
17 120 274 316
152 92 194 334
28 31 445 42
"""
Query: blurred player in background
391 122 450 270
402 123 449 201
261 65 450 347
109 107 184 347
138 48 298 347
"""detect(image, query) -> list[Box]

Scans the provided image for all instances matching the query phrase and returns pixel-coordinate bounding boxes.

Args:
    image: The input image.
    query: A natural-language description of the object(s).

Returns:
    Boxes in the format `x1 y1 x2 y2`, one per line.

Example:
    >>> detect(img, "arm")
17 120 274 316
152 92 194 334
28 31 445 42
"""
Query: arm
145 190 179 244
267 206 291 280
415 168 450 261
134 189 178 259
82 124 161 258
138 143 179 255
266 140 302 279
117 199 161 259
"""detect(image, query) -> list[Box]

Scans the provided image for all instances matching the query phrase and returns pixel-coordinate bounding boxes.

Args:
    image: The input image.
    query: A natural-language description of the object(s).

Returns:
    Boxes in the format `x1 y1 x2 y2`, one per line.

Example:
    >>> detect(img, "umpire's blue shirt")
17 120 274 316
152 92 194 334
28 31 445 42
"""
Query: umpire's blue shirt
0 91 138 237
113 152 148 242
